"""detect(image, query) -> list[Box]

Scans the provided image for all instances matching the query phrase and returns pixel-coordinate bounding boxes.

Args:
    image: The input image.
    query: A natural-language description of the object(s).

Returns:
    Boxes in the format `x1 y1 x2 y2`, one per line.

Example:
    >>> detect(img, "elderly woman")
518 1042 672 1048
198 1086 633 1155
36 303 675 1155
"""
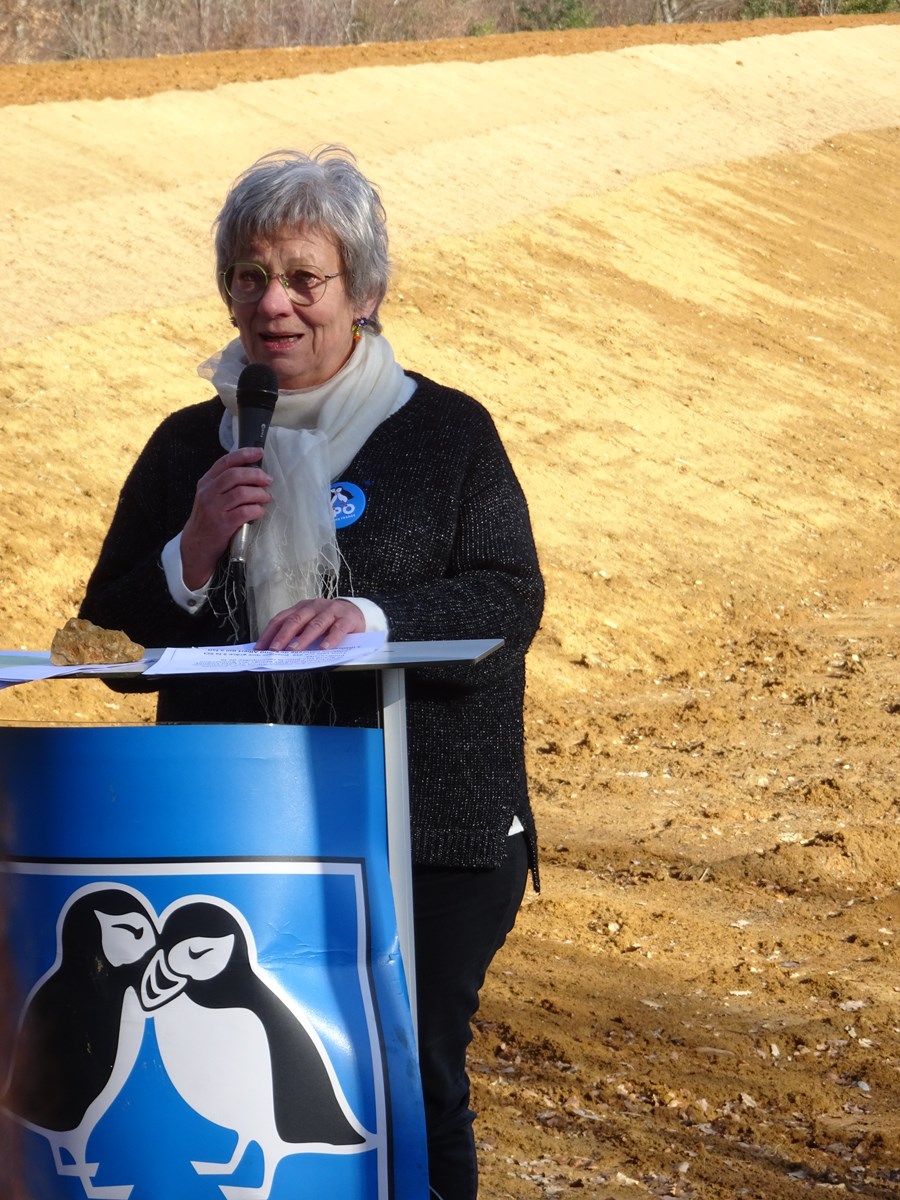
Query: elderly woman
80 146 543 1200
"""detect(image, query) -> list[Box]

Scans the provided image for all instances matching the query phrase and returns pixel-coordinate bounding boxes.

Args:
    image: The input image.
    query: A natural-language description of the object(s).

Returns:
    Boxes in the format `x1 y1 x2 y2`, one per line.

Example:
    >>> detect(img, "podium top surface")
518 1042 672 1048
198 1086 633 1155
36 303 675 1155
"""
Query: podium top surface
334 639 503 671
0 639 506 687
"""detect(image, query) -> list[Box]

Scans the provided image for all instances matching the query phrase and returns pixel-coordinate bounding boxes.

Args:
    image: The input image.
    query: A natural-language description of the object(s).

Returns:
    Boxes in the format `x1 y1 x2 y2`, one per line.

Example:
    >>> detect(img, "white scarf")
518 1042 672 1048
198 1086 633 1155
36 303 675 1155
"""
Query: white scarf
198 333 415 635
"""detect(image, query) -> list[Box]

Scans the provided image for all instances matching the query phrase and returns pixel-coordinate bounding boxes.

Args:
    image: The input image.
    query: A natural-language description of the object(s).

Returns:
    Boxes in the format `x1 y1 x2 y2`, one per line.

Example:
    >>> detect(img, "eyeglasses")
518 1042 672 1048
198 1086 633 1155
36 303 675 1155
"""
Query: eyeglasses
221 262 342 307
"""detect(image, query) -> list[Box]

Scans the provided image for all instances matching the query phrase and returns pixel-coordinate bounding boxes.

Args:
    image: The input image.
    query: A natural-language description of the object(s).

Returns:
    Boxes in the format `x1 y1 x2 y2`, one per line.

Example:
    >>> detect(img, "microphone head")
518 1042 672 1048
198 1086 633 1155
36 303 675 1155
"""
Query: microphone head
236 363 279 412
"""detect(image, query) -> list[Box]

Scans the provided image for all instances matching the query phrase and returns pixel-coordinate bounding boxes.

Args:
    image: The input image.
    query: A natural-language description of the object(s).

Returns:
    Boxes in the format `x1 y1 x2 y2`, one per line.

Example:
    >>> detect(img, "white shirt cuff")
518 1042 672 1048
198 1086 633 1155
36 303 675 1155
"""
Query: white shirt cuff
342 596 389 635
162 533 211 614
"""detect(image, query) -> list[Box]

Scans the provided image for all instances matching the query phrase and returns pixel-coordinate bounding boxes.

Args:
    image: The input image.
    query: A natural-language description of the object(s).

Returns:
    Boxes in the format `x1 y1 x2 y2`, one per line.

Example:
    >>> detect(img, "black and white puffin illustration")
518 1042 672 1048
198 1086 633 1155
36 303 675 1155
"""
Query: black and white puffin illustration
2 883 158 1199
140 898 371 1200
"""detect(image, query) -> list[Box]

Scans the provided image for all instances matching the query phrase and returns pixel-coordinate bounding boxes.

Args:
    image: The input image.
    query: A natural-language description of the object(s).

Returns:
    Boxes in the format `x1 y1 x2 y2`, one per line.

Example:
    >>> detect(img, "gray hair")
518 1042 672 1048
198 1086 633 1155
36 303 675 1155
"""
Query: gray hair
214 146 390 334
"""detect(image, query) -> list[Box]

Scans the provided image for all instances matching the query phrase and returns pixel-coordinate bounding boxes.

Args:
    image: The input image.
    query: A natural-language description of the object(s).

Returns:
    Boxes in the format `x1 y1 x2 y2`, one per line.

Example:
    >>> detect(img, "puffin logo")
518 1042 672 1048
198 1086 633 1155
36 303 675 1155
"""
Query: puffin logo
2 883 375 1200
2 883 157 1199
140 895 373 1197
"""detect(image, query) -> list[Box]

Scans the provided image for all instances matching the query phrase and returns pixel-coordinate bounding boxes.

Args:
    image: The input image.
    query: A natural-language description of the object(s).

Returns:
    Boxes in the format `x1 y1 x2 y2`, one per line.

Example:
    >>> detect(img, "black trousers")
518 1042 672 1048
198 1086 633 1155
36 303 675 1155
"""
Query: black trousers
411 833 529 1200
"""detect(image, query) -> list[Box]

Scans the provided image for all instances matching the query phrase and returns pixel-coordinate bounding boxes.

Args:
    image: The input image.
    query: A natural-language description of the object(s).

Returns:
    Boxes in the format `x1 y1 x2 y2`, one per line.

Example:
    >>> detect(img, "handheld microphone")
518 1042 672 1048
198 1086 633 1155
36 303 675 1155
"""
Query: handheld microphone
229 362 279 564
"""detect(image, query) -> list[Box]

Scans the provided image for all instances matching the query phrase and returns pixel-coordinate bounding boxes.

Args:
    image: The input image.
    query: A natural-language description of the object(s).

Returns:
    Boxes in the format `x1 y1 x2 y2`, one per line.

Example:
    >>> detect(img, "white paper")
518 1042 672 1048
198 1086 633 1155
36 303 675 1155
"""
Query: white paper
143 631 386 677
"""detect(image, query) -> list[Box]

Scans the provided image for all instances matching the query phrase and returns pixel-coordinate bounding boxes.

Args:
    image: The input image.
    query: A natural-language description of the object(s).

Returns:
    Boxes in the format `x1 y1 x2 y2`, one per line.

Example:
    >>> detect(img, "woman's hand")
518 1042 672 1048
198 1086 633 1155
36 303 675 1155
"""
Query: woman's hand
255 599 366 652
180 448 273 590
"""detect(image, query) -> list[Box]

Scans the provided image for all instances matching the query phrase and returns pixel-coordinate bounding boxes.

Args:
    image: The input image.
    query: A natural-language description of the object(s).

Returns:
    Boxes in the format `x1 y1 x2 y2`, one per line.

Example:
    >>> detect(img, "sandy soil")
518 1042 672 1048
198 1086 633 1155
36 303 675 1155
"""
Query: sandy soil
2 15 900 1198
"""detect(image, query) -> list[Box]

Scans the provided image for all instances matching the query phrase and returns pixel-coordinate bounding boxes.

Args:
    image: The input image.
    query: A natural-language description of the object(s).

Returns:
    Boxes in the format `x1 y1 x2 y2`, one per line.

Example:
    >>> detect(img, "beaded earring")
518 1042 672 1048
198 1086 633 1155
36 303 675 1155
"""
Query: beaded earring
351 316 370 342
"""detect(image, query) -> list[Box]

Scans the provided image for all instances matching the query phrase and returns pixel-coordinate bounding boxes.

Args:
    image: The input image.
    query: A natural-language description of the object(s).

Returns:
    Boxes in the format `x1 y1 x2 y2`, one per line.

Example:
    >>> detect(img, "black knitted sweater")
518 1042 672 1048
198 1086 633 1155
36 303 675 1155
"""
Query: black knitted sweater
81 373 544 878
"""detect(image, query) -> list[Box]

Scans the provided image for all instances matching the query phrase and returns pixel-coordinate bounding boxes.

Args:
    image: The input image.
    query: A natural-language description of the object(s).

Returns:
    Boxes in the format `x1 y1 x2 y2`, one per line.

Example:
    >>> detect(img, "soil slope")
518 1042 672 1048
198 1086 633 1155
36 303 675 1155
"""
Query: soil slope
1 16 899 1199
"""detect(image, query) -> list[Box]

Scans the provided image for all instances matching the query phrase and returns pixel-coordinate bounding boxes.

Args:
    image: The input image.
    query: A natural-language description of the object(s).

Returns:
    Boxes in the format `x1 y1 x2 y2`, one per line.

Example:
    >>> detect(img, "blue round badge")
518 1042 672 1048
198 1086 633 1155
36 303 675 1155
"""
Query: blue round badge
331 481 366 529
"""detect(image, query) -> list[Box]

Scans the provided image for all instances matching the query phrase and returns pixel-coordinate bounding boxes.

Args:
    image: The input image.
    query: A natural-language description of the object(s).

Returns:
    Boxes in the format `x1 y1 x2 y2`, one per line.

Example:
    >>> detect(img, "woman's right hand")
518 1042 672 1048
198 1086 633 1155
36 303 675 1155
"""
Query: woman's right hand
180 448 273 590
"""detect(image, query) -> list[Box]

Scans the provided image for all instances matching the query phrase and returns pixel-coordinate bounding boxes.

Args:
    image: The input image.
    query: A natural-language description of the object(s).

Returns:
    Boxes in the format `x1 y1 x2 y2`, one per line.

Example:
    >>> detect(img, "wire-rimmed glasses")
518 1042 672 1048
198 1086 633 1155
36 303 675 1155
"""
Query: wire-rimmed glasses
221 262 342 307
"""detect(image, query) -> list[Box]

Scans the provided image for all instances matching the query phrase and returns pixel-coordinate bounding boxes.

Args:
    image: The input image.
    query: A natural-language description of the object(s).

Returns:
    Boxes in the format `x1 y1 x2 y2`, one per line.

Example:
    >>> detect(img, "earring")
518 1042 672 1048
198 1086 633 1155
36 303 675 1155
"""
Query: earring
229 315 238 328
351 316 370 342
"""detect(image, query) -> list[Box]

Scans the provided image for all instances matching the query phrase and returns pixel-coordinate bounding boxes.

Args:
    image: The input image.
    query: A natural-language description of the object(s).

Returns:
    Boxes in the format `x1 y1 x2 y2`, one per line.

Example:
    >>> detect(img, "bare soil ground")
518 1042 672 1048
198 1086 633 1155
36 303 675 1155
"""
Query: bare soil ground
1 15 899 1199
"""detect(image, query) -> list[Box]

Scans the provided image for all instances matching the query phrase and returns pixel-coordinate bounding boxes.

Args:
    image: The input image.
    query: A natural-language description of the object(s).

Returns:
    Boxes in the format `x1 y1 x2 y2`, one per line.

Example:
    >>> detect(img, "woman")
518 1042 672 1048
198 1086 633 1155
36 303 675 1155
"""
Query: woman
81 146 544 1200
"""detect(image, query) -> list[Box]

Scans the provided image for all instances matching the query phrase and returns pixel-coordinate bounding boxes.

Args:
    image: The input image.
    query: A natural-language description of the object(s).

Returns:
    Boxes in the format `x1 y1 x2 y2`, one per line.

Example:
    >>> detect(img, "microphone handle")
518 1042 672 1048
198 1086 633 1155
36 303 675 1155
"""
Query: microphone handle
237 406 274 451
230 523 252 564
229 408 273 564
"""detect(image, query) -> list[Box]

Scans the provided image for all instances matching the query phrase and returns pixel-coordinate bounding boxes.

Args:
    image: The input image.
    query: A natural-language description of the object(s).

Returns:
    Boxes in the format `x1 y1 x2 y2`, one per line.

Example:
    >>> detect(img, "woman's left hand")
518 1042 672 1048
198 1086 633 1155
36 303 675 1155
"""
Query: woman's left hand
255 599 366 652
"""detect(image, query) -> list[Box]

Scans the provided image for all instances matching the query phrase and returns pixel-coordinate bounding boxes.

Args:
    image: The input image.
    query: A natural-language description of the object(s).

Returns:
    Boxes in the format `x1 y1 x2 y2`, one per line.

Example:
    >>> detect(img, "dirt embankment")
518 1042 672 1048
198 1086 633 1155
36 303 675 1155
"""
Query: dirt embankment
1 14 898 106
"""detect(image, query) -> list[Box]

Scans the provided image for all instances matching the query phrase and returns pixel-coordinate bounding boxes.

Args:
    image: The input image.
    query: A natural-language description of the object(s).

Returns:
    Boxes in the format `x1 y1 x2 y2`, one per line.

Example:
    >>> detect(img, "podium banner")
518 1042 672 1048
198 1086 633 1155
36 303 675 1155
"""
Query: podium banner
0 724 427 1200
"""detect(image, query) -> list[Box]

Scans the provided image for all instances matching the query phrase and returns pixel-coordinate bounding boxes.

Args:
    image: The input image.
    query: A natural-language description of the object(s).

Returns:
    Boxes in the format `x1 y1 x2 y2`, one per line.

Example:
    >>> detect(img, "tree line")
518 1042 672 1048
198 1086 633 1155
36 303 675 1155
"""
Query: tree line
0 0 894 65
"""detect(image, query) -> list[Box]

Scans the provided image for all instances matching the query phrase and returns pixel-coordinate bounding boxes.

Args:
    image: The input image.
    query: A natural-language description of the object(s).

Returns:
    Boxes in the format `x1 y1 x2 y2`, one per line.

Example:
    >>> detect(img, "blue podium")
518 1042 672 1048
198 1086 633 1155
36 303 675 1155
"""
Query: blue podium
0 640 501 1200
